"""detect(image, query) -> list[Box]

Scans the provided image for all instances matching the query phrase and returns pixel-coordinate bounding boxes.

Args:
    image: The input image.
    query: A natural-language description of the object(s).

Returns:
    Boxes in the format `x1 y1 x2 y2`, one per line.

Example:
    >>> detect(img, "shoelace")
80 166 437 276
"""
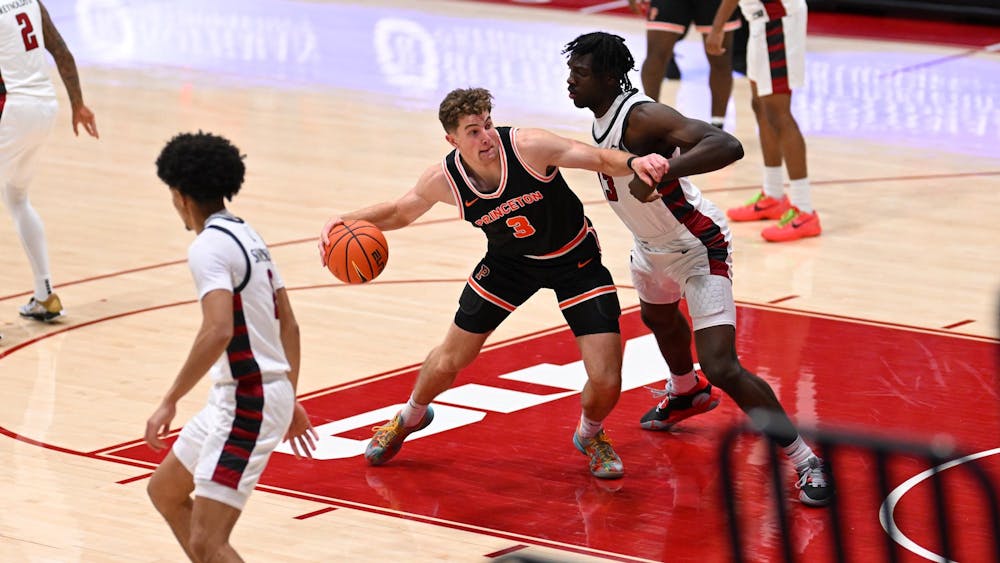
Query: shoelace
589 434 620 468
371 418 402 447
644 385 671 399
796 461 828 489
743 191 766 205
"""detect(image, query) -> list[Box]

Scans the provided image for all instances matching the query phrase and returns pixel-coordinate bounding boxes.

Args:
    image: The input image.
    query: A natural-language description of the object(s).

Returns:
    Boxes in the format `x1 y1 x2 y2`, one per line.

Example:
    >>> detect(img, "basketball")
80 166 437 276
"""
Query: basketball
323 220 389 284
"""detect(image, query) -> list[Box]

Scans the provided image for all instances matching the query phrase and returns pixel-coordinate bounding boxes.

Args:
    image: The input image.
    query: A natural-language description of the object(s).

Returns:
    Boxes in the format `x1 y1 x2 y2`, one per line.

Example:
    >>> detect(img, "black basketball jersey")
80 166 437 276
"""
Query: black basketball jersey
442 126 586 259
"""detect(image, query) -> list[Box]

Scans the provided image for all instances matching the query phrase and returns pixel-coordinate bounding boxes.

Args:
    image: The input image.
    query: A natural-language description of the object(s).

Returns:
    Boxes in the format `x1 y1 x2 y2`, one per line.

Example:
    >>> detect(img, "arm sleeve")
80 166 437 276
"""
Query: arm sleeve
187 231 238 300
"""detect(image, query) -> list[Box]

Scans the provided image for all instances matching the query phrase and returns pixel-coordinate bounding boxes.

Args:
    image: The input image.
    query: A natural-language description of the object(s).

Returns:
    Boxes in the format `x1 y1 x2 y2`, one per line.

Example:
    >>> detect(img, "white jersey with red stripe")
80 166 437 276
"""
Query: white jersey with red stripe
188 212 290 384
592 89 724 254
738 0 806 21
0 0 56 98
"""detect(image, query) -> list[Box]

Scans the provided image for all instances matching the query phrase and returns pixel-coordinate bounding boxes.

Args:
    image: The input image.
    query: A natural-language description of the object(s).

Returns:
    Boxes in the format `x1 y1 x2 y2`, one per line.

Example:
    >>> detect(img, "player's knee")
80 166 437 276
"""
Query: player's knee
146 475 173 513
426 344 474 377
587 368 622 396
188 527 221 562
699 356 743 392
640 307 686 335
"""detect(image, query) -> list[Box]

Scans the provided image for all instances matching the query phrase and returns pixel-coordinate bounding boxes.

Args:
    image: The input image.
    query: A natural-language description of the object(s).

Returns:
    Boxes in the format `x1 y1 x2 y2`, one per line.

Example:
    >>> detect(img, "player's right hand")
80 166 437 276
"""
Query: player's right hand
706 29 726 56
318 216 345 265
144 401 177 452
627 0 648 16
284 401 319 460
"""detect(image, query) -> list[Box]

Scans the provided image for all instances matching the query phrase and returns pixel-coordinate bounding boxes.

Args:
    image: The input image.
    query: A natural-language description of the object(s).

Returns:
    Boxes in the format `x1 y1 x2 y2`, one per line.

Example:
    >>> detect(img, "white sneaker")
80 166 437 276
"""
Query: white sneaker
19 293 64 322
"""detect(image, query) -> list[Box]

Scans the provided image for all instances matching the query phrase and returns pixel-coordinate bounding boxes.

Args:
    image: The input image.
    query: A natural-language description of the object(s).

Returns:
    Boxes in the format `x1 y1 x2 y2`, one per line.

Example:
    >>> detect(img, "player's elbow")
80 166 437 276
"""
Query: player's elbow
280 316 300 342
206 321 234 346
723 136 744 164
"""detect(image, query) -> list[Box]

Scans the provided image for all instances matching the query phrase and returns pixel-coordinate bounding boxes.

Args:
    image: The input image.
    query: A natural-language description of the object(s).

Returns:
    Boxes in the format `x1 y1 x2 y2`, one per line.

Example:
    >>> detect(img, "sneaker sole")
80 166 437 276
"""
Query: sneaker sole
639 397 721 431
20 310 64 322
799 490 834 507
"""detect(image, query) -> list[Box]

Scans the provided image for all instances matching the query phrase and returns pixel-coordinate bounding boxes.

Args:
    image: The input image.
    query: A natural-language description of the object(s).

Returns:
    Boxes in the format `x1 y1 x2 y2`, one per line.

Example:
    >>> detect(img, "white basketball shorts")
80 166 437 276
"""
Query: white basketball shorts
630 242 737 331
173 375 294 510
746 8 807 97
0 95 58 192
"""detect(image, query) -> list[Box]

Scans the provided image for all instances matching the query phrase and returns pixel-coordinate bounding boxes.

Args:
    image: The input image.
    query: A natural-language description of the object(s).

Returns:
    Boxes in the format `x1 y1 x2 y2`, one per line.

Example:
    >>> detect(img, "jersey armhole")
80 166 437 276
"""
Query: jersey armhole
205 225 251 293
509 128 558 183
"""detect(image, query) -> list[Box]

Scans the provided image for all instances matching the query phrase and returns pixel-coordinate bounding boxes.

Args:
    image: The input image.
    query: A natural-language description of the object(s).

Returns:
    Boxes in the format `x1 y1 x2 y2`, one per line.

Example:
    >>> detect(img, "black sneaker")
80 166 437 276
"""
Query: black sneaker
796 457 834 507
639 376 722 430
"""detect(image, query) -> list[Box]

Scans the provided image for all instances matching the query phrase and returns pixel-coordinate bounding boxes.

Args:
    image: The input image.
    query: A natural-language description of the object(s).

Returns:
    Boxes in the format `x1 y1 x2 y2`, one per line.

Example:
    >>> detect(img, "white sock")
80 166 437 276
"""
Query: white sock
784 436 816 471
789 178 813 213
3 189 52 300
400 394 428 428
577 413 603 439
670 370 698 394
34 276 53 302
762 166 784 199
710 116 725 128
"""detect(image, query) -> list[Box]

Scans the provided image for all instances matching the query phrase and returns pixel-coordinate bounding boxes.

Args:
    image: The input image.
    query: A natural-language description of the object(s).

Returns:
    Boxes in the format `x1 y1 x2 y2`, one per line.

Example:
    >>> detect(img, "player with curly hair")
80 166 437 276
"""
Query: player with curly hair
145 132 318 561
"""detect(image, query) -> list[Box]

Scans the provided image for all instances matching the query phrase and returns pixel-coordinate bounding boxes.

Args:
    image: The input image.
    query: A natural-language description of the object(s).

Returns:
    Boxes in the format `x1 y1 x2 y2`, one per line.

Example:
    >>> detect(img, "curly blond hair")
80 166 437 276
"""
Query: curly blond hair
438 88 493 133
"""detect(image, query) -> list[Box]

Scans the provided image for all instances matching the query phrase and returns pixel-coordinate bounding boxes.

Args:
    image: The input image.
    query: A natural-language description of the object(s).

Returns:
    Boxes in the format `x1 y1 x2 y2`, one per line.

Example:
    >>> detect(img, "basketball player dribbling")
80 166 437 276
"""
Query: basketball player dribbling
145 132 318 562
563 32 832 505
318 87 671 480
1 0 99 325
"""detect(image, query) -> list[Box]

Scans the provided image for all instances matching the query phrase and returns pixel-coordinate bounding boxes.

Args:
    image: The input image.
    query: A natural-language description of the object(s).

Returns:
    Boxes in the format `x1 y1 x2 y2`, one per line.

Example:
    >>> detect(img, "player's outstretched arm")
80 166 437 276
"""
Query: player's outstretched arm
515 128 669 187
39 1 98 138
318 163 452 257
145 289 233 451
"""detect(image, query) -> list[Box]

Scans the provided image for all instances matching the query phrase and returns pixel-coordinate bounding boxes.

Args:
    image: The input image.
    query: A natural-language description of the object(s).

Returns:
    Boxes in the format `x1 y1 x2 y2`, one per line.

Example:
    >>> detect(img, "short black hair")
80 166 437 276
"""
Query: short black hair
156 132 245 202
562 32 635 92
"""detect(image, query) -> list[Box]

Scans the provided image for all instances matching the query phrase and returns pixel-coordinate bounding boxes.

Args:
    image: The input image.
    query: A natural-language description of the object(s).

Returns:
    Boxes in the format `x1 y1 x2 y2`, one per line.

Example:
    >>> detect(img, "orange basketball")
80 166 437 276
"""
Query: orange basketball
323 220 389 284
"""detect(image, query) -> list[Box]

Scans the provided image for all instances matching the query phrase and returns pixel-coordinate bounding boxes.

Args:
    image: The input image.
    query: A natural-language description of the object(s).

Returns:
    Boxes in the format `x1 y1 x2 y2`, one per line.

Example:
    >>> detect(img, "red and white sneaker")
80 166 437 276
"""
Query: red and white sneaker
639 376 722 431
727 191 790 222
761 207 822 242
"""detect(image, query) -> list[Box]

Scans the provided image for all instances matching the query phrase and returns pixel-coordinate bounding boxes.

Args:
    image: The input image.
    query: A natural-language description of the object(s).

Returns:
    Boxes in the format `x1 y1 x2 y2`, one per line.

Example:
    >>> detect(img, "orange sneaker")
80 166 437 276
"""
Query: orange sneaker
727 191 790 222
761 208 822 242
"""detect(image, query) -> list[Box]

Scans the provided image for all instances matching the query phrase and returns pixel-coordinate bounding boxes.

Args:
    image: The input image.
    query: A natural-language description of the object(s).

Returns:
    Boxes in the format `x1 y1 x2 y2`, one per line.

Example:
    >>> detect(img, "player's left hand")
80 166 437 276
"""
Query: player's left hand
283 401 319 459
145 401 177 452
72 104 99 138
629 175 663 203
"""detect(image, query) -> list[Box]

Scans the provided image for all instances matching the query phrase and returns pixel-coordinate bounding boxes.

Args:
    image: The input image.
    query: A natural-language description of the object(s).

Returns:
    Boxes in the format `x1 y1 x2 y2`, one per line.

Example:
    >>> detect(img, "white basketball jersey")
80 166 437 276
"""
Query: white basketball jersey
189 213 290 384
0 0 57 98
592 89 725 252
738 0 806 21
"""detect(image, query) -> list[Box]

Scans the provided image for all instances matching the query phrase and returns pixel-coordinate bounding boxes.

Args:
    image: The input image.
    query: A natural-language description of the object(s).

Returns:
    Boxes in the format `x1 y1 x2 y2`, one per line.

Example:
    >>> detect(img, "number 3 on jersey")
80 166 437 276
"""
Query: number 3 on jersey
505 216 536 238
17 12 39 51
599 173 619 202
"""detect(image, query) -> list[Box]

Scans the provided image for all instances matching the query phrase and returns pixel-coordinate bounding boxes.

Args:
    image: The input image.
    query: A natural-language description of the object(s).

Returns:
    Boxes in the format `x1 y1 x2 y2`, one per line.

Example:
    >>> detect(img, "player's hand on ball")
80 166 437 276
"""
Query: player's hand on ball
318 216 345 265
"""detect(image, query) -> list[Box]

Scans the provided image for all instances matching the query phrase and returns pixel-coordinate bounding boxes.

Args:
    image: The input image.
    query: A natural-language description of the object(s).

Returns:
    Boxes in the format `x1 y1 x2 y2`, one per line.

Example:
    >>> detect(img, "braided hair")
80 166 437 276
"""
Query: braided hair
562 32 635 92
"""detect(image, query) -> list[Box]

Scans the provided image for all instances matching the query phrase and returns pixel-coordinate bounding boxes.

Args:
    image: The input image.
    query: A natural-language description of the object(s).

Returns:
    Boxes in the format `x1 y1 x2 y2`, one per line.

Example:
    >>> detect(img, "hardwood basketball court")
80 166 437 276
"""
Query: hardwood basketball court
1 0 998 561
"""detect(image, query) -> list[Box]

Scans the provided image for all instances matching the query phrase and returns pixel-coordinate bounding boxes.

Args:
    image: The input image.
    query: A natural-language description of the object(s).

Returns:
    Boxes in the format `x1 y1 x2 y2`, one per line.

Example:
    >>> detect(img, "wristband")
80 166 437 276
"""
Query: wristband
626 156 637 172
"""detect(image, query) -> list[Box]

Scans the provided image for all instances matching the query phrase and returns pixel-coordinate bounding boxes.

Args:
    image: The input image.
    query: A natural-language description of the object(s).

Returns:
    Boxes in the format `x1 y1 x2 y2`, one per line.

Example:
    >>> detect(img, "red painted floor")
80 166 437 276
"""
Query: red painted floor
108 306 1000 562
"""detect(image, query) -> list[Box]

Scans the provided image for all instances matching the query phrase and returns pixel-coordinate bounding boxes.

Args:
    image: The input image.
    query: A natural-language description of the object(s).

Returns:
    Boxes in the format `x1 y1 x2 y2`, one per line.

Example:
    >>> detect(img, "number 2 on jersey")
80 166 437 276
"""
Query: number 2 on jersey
17 13 39 51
